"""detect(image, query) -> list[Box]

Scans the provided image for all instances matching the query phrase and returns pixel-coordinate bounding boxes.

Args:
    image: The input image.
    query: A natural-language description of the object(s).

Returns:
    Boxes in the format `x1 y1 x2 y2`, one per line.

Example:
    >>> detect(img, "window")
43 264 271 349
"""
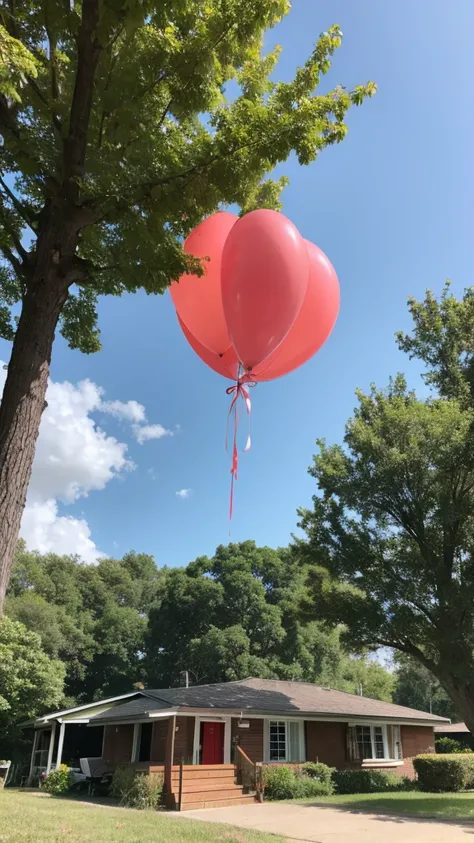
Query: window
267 721 305 763
348 725 393 761
269 721 286 761
133 723 153 763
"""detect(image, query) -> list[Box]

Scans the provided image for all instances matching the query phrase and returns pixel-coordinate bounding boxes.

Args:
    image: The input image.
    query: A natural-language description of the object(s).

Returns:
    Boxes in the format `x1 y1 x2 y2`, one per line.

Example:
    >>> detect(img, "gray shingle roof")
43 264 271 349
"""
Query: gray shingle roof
89 678 448 724
434 722 469 733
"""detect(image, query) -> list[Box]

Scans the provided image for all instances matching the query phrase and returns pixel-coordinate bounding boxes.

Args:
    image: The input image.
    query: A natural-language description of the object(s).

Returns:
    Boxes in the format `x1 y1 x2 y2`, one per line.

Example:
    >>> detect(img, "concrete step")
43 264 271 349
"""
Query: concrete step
180 795 257 811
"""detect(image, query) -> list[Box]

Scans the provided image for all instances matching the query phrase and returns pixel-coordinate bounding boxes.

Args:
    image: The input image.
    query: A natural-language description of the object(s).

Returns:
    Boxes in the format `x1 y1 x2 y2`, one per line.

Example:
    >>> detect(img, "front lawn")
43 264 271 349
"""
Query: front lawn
1 791 284 843
305 790 474 820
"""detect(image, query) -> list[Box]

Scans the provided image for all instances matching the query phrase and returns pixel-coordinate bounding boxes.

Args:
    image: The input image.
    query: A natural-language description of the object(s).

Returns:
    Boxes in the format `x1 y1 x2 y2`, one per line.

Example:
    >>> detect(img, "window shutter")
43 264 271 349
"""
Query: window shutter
393 725 402 759
288 722 300 762
387 725 394 759
346 725 359 761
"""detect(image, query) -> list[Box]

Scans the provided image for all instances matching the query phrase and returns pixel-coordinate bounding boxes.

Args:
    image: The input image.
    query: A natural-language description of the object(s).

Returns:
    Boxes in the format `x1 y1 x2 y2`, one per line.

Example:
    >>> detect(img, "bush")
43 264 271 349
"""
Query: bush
41 764 74 795
413 753 474 792
302 762 334 789
263 764 333 801
435 737 472 754
111 766 163 809
332 769 407 795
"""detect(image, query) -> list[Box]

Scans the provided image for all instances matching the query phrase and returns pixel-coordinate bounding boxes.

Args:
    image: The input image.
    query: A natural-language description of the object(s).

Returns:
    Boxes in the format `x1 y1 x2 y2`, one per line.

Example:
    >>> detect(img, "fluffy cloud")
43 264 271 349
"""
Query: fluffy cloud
21 500 101 564
100 399 146 424
0 364 174 561
176 488 191 500
134 423 173 444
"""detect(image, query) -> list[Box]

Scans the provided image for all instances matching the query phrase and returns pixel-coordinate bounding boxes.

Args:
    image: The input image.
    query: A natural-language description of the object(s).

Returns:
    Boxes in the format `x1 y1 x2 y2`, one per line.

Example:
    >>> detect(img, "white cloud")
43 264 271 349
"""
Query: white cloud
134 423 173 444
21 499 102 564
100 399 146 424
0 364 175 562
176 488 191 500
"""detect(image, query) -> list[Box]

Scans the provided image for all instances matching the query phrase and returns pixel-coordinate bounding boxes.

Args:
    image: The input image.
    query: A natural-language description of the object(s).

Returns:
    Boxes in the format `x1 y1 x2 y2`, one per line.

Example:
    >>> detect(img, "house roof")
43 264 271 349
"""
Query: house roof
87 678 449 725
434 722 470 733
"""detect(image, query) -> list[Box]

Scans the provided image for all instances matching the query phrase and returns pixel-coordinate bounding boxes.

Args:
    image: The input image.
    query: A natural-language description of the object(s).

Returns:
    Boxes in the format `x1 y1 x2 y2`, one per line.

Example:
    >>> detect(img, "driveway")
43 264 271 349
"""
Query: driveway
176 801 474 842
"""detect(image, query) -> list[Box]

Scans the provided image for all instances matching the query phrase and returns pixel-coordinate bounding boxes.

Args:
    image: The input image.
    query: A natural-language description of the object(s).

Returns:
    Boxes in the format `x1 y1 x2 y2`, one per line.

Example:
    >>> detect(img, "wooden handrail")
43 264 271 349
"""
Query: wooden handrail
235 745 253 766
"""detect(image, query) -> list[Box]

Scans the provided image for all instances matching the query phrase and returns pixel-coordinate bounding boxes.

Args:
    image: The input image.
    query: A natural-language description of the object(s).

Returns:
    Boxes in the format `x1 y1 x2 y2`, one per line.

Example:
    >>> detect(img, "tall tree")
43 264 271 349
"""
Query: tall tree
0 4 375 614
298 285 474 733
145 540 393 695
0 616 65 758
393 655 459 721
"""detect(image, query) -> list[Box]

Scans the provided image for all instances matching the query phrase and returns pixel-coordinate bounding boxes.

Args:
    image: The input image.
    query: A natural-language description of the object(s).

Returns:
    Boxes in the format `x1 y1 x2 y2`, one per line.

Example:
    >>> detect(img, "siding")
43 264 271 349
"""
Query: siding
102 724 134 764
305 721 435 778
231 718 264 763
151 719 168 763
173 716 195 765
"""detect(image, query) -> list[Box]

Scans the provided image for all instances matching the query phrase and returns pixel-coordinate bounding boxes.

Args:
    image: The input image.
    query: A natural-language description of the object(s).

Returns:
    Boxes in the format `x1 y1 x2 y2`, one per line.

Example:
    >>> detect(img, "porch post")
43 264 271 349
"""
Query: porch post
164 715 176 796
27 729 39 785
55 722 66 770
46 722 57 775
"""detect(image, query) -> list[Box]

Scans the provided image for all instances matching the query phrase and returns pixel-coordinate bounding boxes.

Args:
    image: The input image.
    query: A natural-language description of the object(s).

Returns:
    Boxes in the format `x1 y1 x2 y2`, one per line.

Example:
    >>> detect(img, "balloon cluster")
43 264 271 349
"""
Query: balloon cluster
170 209 340 518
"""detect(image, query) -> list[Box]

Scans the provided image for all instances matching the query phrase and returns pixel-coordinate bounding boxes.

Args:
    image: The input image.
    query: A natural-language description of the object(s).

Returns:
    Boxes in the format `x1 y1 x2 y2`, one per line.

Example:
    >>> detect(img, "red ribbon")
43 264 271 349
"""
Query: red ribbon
226 378 253 523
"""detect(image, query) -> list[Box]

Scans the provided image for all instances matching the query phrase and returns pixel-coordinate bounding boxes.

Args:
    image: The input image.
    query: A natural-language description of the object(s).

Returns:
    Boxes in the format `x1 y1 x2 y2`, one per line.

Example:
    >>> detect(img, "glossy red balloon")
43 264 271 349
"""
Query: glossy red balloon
170 211 237 355
250 240 340 382
221 210 309 370
177 315 239 380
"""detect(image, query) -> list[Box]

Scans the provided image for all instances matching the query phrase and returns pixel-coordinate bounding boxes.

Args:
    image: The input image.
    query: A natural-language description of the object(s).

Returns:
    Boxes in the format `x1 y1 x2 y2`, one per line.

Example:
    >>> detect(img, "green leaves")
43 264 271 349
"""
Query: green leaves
0 616 65 745
0 2 375 352
298 290 474 725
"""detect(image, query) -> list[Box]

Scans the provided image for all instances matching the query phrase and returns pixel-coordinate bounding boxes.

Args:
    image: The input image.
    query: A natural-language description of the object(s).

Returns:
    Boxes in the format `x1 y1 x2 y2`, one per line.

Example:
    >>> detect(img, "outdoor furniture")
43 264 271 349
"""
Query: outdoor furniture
79 757 112 795
0 761 11 788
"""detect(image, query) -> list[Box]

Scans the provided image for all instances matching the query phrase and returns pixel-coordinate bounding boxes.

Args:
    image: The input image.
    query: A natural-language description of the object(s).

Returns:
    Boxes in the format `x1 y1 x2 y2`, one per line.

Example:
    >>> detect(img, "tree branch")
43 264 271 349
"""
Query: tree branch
0 244 23 276
62 0 101 201
0 173 37 233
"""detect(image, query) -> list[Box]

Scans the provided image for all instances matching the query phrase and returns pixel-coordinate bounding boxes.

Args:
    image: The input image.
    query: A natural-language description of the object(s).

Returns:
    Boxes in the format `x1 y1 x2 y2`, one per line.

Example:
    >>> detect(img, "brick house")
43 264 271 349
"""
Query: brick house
27 677 447 809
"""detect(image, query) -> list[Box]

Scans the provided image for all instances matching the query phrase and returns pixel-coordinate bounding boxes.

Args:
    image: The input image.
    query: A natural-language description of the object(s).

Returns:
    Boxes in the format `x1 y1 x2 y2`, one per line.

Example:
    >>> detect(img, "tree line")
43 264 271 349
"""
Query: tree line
0 536 458 760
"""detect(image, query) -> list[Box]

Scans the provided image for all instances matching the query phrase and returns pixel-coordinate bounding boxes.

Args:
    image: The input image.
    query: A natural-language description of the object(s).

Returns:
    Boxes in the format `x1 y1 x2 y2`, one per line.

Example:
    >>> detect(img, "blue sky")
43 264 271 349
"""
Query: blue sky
2 0 473 567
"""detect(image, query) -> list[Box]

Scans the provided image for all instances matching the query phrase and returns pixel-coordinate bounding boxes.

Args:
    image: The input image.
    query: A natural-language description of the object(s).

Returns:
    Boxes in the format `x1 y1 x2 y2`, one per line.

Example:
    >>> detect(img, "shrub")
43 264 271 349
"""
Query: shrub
435 737 472 754
41 764 74 795
111 766 163 810
302 762 334 790
413 753 474 792
263 765 333 800
332 769 407 795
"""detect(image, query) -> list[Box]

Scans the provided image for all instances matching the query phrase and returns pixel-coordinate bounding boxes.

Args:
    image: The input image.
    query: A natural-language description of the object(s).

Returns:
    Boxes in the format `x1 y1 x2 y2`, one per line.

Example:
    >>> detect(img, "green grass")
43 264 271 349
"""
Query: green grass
0 791 285 843
301 790 474 820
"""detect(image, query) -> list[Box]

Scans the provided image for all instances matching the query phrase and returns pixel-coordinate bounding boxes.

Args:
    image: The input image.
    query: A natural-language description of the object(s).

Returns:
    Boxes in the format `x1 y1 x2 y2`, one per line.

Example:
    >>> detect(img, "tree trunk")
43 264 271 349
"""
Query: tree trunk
439 676 474 736
0 279 67 615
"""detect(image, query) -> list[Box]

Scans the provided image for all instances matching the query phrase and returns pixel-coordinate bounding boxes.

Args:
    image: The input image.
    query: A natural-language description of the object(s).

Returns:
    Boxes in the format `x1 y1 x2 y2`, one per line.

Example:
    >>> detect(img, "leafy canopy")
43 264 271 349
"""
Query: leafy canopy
0 2 375 349
6 540 393 705
0 616 65 755
298 286 474 727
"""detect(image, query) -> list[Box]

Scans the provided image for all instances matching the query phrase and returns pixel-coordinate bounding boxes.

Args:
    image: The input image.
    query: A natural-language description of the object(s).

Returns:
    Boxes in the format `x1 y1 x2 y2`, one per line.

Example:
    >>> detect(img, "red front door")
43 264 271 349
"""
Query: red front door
201 722 225 765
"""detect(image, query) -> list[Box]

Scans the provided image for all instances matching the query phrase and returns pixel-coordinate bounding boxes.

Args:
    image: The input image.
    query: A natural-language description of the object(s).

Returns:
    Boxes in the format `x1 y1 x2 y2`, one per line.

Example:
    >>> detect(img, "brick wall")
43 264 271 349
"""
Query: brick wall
151 719 168 763
305 721 434 778
399 725 435 777
102 724 134 764
305 721 347 768
231 718 264 763
173 716 195 764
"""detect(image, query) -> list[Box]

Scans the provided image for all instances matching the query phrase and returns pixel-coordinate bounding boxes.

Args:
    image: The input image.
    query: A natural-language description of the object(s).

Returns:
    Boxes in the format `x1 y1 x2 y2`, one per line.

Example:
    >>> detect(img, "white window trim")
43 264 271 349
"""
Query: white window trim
264 719 306 764
350 722 403 762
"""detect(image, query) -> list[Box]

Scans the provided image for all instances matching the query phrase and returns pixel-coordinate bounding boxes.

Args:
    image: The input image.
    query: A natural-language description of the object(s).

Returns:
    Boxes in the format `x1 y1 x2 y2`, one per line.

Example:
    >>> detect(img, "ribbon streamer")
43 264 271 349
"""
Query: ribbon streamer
226 377 253 522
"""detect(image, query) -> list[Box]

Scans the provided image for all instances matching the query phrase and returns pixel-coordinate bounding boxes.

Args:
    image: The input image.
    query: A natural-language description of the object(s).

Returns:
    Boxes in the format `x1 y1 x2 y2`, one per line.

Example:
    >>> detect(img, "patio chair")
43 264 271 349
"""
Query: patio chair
79 757 110 796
